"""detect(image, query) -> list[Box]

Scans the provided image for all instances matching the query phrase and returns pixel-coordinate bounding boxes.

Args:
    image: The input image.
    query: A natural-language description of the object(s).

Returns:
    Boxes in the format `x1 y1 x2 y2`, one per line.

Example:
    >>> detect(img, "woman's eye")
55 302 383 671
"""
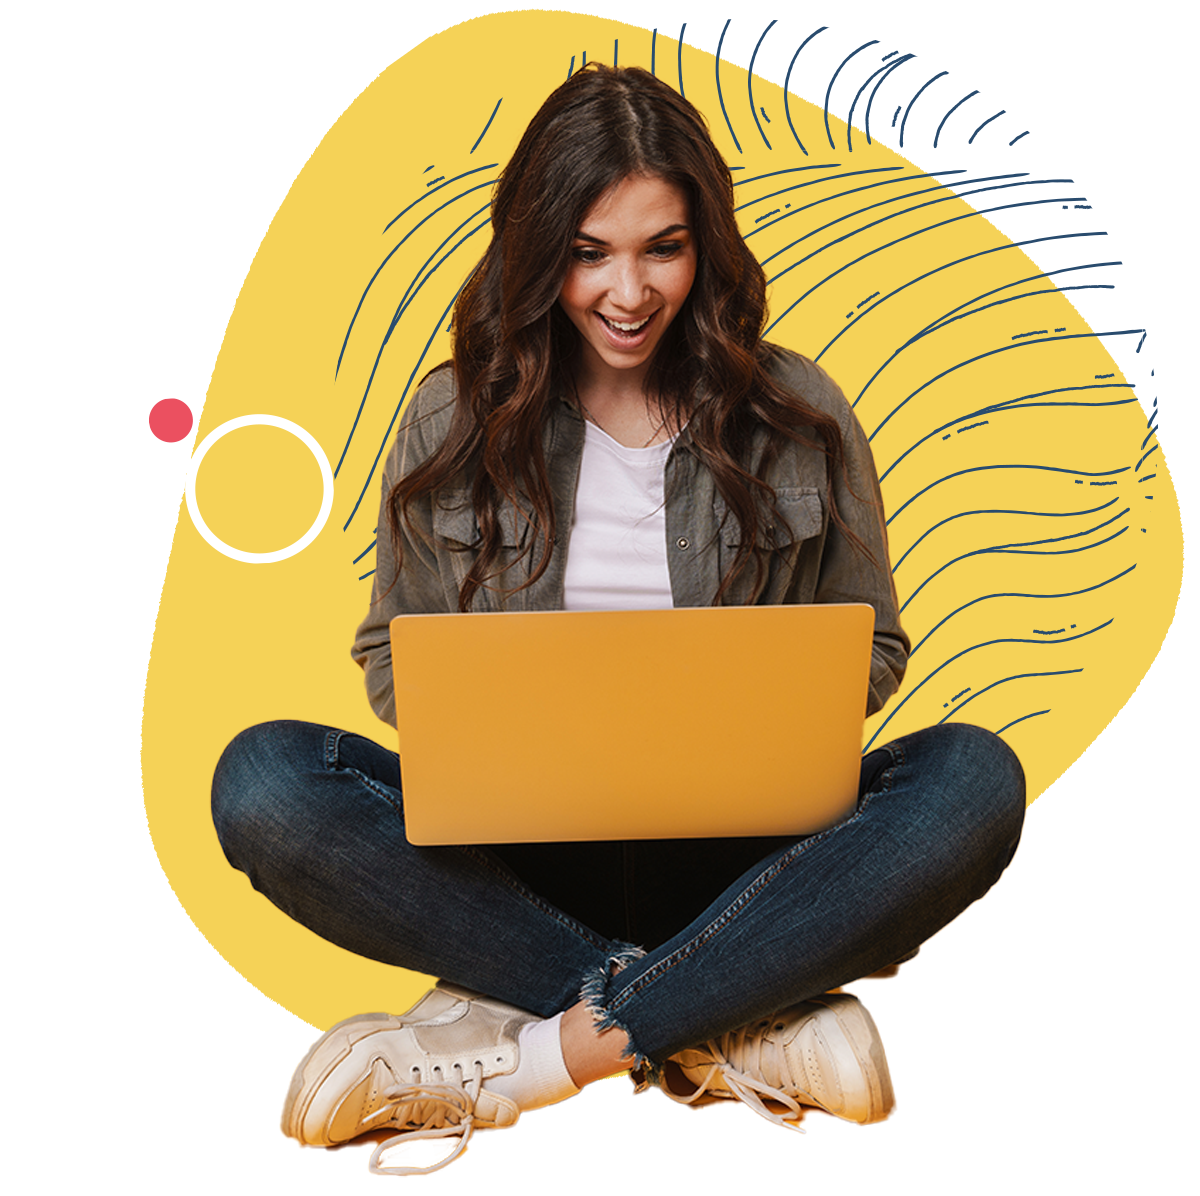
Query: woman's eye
571 247 605 264
649 241 683 258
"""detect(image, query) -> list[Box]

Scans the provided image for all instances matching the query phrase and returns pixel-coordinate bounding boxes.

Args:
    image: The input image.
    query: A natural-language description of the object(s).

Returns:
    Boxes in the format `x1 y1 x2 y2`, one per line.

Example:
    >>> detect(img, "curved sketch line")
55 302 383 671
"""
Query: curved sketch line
382 164 497 235
879 386 1136 484
677 23 686 98
817 235 1111 364
337 177 497 378
748 20 777 150
952 677 1076 724
733 164 842 189
388 203 493 324
768 177 1070 281
994 710 1052 735
855 268 1123 446
758 171 1036 257
335 219 489 477
867 329 1145 443
783 26 828 156
969 110 1005 144
715 20 742 154
766 204 1104 336
825 41 883 150
864 54 916 146
887 463 1128 528
899 71 948 148
864 620 1113 751
344 286 466 531
738 165 911 219
934 90 978 148
909 564 1136 656
899 514 1130 615
469 99 502 154
848 54 914 151
891 497 1119 573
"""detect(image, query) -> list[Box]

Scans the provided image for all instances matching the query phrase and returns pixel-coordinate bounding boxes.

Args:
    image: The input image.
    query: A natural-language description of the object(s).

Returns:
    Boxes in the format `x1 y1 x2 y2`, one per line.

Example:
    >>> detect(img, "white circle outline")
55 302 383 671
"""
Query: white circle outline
185 414 334 564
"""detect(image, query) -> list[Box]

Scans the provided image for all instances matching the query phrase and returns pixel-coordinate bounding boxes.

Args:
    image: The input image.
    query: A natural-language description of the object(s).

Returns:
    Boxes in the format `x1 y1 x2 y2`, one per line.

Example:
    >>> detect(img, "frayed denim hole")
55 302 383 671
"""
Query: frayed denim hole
608 802 876 1012
579 945 652 1073
456 844 615 955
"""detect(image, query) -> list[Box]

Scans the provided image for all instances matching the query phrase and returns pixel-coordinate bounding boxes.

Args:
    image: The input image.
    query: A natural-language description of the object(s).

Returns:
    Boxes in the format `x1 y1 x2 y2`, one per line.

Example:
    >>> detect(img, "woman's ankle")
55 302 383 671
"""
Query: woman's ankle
559 999 634 1087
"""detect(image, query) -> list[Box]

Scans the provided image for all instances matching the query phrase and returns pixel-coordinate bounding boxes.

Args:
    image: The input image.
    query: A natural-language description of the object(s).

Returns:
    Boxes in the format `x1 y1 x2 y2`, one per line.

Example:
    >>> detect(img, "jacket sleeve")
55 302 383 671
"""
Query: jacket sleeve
809 368 910 716
350 374 457 727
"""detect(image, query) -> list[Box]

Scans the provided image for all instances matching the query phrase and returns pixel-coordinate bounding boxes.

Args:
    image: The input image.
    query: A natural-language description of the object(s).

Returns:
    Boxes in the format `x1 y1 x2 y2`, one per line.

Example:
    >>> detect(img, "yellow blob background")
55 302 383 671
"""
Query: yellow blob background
142 11 1183 1028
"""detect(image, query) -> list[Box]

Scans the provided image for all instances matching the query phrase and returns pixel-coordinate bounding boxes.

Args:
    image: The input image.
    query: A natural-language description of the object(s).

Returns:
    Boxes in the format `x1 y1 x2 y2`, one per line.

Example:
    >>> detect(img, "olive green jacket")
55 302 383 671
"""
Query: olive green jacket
353 346 909 728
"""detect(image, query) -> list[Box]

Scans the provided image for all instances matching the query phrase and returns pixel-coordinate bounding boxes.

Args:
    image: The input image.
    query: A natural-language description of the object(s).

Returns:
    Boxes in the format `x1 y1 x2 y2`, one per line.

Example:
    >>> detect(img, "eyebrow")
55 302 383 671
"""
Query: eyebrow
572 223 690 246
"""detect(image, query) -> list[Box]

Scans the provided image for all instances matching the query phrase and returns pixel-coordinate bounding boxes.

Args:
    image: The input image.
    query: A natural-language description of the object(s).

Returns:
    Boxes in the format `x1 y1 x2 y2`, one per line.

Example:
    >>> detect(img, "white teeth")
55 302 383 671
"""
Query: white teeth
601 314 651 332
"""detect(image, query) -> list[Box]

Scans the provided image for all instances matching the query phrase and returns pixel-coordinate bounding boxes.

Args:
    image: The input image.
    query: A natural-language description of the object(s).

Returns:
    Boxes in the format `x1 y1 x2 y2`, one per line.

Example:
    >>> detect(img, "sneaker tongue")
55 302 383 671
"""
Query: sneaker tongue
411 1005 518 1078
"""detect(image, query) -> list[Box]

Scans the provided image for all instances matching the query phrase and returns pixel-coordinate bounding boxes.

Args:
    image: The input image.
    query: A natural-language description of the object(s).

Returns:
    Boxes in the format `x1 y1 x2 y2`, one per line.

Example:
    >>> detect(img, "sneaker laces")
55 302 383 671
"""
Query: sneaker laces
674 1021 808 1133
367 1061 490 1176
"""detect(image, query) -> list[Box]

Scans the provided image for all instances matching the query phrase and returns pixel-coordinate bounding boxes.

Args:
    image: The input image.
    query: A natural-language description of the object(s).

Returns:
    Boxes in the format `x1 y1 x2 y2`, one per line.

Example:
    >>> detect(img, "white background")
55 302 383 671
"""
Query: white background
5 3 1195 1192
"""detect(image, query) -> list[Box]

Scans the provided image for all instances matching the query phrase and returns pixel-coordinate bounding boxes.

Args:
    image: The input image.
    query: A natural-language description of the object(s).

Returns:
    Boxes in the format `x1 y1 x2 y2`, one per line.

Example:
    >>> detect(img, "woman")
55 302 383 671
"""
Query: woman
212 64 1025 1176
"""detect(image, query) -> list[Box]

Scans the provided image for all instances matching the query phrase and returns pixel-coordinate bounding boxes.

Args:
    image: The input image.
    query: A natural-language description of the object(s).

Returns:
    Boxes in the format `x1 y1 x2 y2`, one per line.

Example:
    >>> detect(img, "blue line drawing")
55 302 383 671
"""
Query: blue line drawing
865 623 1111 749
825 41 880 150
900 71 948 148
678 23 686 98
749 21 777 149
469 99 502 154
934 91 979 148
783 27 827 155
715 20 742 153
996 710 1051 735
969 110 1005 144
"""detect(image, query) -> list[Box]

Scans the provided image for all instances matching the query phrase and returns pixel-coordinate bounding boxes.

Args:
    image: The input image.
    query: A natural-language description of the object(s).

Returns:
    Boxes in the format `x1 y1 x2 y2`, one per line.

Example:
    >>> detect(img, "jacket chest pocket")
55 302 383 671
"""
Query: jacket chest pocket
433 491 529 547
432 491 529 605
712 486 825 600
713 487 824 548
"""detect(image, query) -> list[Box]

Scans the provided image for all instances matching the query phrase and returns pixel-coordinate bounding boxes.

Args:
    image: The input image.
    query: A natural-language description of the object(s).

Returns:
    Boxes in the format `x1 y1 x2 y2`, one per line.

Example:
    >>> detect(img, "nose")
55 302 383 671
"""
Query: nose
609 257 650 311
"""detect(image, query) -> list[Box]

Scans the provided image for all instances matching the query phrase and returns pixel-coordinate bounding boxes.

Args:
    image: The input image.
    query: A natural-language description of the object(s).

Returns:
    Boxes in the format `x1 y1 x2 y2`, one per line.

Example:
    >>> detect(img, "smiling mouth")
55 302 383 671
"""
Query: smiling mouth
597 311 656 338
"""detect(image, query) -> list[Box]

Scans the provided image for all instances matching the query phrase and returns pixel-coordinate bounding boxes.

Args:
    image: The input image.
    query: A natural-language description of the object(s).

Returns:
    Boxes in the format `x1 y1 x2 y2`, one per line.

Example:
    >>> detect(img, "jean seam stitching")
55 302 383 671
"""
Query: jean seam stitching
322 728 344 771
605 740 907 1015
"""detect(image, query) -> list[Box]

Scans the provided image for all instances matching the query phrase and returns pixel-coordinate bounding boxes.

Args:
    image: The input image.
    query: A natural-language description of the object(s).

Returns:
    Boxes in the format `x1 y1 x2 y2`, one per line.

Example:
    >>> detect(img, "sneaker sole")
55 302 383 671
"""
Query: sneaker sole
282 1011 412 1143
280 984 535 1143
282 985 473 1143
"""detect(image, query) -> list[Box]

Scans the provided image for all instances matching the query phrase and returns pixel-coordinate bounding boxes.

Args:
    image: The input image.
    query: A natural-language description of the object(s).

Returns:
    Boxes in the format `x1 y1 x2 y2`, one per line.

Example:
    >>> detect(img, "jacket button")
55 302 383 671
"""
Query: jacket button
676 536 691 550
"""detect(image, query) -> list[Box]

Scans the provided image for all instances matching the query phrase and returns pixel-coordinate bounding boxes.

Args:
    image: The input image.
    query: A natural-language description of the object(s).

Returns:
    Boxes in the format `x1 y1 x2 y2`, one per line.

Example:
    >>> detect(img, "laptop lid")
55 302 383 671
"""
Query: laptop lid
390 603 874 845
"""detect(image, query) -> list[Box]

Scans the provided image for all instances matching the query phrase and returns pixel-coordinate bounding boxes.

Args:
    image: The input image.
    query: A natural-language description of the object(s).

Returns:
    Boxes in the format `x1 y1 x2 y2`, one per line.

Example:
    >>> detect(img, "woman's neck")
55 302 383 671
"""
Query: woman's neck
573 376 678 448
571 353 679 448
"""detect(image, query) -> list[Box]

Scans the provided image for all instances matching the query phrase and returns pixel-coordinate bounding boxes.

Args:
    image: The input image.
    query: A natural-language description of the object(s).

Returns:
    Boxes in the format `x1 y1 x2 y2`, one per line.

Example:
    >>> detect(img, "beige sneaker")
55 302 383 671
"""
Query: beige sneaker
661 993 894 1128
281 984 542 1175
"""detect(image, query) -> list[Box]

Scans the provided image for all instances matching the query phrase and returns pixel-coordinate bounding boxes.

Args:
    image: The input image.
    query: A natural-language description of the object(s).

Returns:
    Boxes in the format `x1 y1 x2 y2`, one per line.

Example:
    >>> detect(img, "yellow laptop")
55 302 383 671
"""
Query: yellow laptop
390 603 874 845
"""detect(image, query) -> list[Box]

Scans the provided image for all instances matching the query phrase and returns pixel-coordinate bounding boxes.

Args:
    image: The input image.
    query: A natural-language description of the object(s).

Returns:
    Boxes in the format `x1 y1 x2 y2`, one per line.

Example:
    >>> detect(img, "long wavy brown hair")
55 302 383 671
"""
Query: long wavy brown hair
388 64 856 611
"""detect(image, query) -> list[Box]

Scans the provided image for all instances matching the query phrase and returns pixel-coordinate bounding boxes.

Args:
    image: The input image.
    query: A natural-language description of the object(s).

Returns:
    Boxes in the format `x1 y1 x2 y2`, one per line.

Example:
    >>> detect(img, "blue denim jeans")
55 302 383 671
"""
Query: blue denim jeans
212 720 1024 1067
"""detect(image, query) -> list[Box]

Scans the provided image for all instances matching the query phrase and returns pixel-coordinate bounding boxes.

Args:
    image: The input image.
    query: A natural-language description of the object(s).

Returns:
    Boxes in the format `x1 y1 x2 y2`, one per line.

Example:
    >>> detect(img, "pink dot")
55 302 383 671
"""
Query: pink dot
149 398 194 443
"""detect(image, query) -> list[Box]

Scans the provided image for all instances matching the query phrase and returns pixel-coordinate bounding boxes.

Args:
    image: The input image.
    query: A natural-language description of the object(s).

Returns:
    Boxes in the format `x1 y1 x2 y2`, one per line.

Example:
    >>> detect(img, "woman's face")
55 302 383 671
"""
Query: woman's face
557 173 697 385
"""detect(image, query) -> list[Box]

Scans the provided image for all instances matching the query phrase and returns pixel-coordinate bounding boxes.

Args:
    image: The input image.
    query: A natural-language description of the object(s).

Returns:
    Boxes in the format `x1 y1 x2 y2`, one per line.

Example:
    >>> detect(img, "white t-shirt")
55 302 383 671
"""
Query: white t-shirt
562 420 677 611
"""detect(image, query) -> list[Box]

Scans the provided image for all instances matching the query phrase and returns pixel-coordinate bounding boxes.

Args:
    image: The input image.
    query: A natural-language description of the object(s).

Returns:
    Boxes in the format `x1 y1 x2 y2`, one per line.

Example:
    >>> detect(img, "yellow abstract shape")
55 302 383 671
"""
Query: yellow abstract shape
142 12 1182 1028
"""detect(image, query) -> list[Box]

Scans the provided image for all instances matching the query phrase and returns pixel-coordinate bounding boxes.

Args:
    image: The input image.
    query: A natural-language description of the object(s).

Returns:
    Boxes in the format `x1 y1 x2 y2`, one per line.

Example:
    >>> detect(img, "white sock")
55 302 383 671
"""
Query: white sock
485 1014 580 1111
